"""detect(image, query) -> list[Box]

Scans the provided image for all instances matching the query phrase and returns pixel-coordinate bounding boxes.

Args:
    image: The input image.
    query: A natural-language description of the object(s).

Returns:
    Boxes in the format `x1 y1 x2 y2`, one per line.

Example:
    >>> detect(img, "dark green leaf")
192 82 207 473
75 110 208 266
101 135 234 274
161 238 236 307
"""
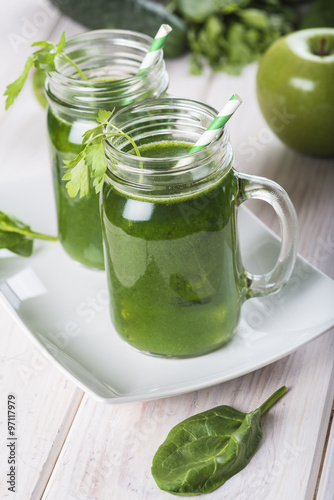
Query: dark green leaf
7 237 34 257
301 0 334 28
0 211 57 257
152 386 288 495
0 230 33 257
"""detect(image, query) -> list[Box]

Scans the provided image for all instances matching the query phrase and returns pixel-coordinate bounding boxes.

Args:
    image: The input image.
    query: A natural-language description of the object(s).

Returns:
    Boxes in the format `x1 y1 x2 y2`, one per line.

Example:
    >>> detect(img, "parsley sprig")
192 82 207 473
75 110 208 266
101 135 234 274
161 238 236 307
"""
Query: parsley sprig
4 33 141 199
4 32 86 110
63 109 141 198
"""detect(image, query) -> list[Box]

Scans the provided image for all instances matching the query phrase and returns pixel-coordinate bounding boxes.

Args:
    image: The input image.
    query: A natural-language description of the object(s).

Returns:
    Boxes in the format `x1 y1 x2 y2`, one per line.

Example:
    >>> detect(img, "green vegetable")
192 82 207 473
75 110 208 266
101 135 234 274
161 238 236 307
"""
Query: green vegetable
50 0 188 58
152 386 288 495
62 109 141 198
301 0 334 29
0 211 57 257
172 0 298 74
4 32 86 110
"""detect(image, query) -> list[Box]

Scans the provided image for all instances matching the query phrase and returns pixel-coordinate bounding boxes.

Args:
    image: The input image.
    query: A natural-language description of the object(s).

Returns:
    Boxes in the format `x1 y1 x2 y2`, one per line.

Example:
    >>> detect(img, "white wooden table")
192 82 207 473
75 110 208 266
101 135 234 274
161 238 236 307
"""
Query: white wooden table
1 2 333 499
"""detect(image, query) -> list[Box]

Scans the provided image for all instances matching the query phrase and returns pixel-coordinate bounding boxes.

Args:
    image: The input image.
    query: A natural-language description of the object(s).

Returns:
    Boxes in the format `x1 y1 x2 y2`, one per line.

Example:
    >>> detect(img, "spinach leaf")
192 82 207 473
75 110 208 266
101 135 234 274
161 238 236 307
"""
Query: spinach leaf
152 386 288 495
0 211 57 257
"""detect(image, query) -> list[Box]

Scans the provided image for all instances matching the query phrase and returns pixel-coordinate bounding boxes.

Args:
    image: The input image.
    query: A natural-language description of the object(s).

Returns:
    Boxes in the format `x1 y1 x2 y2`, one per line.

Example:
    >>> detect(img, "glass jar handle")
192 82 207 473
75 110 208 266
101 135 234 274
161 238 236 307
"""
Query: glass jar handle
237 172 298 297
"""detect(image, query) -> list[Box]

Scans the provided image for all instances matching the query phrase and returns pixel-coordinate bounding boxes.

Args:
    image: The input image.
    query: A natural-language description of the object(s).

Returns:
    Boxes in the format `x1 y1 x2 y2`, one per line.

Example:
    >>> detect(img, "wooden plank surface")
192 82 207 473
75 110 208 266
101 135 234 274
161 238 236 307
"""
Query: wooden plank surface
0 3 333 500
0 3 85 499
43 55 334 500
41 335 334 500
317 407 334 500
0 295 84 498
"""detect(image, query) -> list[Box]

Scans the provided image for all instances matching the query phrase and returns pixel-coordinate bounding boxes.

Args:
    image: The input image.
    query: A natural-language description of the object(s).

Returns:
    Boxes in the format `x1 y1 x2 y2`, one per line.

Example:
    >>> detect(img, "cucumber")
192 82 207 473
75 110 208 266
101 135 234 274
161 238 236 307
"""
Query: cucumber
50 0 188 58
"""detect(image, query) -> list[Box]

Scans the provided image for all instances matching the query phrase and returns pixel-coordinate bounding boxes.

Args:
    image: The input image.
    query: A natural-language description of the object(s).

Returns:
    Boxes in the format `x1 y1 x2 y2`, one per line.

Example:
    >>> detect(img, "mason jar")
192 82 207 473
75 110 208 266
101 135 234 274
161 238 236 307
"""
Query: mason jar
46 29 169 269
101 97 298 358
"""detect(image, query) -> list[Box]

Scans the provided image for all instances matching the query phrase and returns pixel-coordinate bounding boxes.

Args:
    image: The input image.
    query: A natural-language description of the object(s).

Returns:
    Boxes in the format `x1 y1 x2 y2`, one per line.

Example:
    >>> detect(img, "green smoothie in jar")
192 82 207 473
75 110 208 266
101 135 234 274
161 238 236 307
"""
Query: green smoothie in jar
102 140 246 356
101 98 298 358
46 30 169 269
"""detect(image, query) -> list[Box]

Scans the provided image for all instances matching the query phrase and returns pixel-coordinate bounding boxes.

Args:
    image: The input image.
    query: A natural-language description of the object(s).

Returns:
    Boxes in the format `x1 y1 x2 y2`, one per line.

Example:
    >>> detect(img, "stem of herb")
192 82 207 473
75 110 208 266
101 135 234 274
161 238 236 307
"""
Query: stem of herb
258 386 288 416
104 123 141 158
26 231 58 241
103 121 144 181
104 125 144 183
3 226 58 242
87 131 141 158
61 53 87 81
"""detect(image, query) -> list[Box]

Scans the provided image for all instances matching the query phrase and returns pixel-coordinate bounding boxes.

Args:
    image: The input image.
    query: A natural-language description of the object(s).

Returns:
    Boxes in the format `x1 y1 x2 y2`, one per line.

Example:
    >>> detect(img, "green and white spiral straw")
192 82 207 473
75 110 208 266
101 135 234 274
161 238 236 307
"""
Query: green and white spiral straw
138 24 172 73
189 94 243 153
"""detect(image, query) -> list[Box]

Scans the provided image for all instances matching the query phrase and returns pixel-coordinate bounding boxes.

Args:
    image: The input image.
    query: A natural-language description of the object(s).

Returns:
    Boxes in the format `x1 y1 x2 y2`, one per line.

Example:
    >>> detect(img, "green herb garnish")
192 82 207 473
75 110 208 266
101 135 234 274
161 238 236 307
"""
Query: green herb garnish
4 32 140 199
4 32 86 110
0 211 57 257
152 386 288 495
62 109 141 198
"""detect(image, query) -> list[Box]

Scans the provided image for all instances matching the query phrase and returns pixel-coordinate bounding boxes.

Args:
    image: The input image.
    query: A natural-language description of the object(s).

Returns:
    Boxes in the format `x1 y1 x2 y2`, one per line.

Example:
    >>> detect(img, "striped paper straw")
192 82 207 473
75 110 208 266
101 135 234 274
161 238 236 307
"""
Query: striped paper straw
138 24 172 73
189 94 243 153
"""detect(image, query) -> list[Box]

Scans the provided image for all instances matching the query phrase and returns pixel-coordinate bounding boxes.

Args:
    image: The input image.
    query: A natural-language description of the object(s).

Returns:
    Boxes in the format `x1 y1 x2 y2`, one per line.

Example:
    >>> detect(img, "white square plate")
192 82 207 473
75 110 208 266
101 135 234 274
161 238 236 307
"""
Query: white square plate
1 174 334 403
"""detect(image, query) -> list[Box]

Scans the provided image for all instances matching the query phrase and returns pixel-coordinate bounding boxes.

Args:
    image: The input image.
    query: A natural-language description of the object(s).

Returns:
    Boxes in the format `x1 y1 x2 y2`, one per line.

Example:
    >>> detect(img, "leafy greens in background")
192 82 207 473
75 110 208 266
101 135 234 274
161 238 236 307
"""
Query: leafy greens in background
152 386 288 495
301 0 334 28
170 0 299 74
0 211 57 257
50 0 316 74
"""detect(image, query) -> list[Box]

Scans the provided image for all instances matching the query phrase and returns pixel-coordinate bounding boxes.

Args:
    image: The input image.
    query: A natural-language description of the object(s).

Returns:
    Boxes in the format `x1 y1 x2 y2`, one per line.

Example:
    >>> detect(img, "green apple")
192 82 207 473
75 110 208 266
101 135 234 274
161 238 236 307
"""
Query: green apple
256 28 334 157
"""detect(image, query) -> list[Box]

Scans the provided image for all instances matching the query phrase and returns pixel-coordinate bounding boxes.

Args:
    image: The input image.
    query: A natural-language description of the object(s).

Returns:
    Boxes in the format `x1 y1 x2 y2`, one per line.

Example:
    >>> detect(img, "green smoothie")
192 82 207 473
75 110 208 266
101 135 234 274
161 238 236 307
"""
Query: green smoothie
101 141 248 357
47 109 104 269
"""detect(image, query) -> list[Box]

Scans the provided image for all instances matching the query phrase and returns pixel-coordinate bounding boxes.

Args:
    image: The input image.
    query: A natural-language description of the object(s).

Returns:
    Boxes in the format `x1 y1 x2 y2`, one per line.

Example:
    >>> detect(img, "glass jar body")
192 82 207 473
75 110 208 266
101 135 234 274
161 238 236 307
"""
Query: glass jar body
46 30 169 269
102 165 247 357
47 110 104 268
101 97 298 358
101 98 247 357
